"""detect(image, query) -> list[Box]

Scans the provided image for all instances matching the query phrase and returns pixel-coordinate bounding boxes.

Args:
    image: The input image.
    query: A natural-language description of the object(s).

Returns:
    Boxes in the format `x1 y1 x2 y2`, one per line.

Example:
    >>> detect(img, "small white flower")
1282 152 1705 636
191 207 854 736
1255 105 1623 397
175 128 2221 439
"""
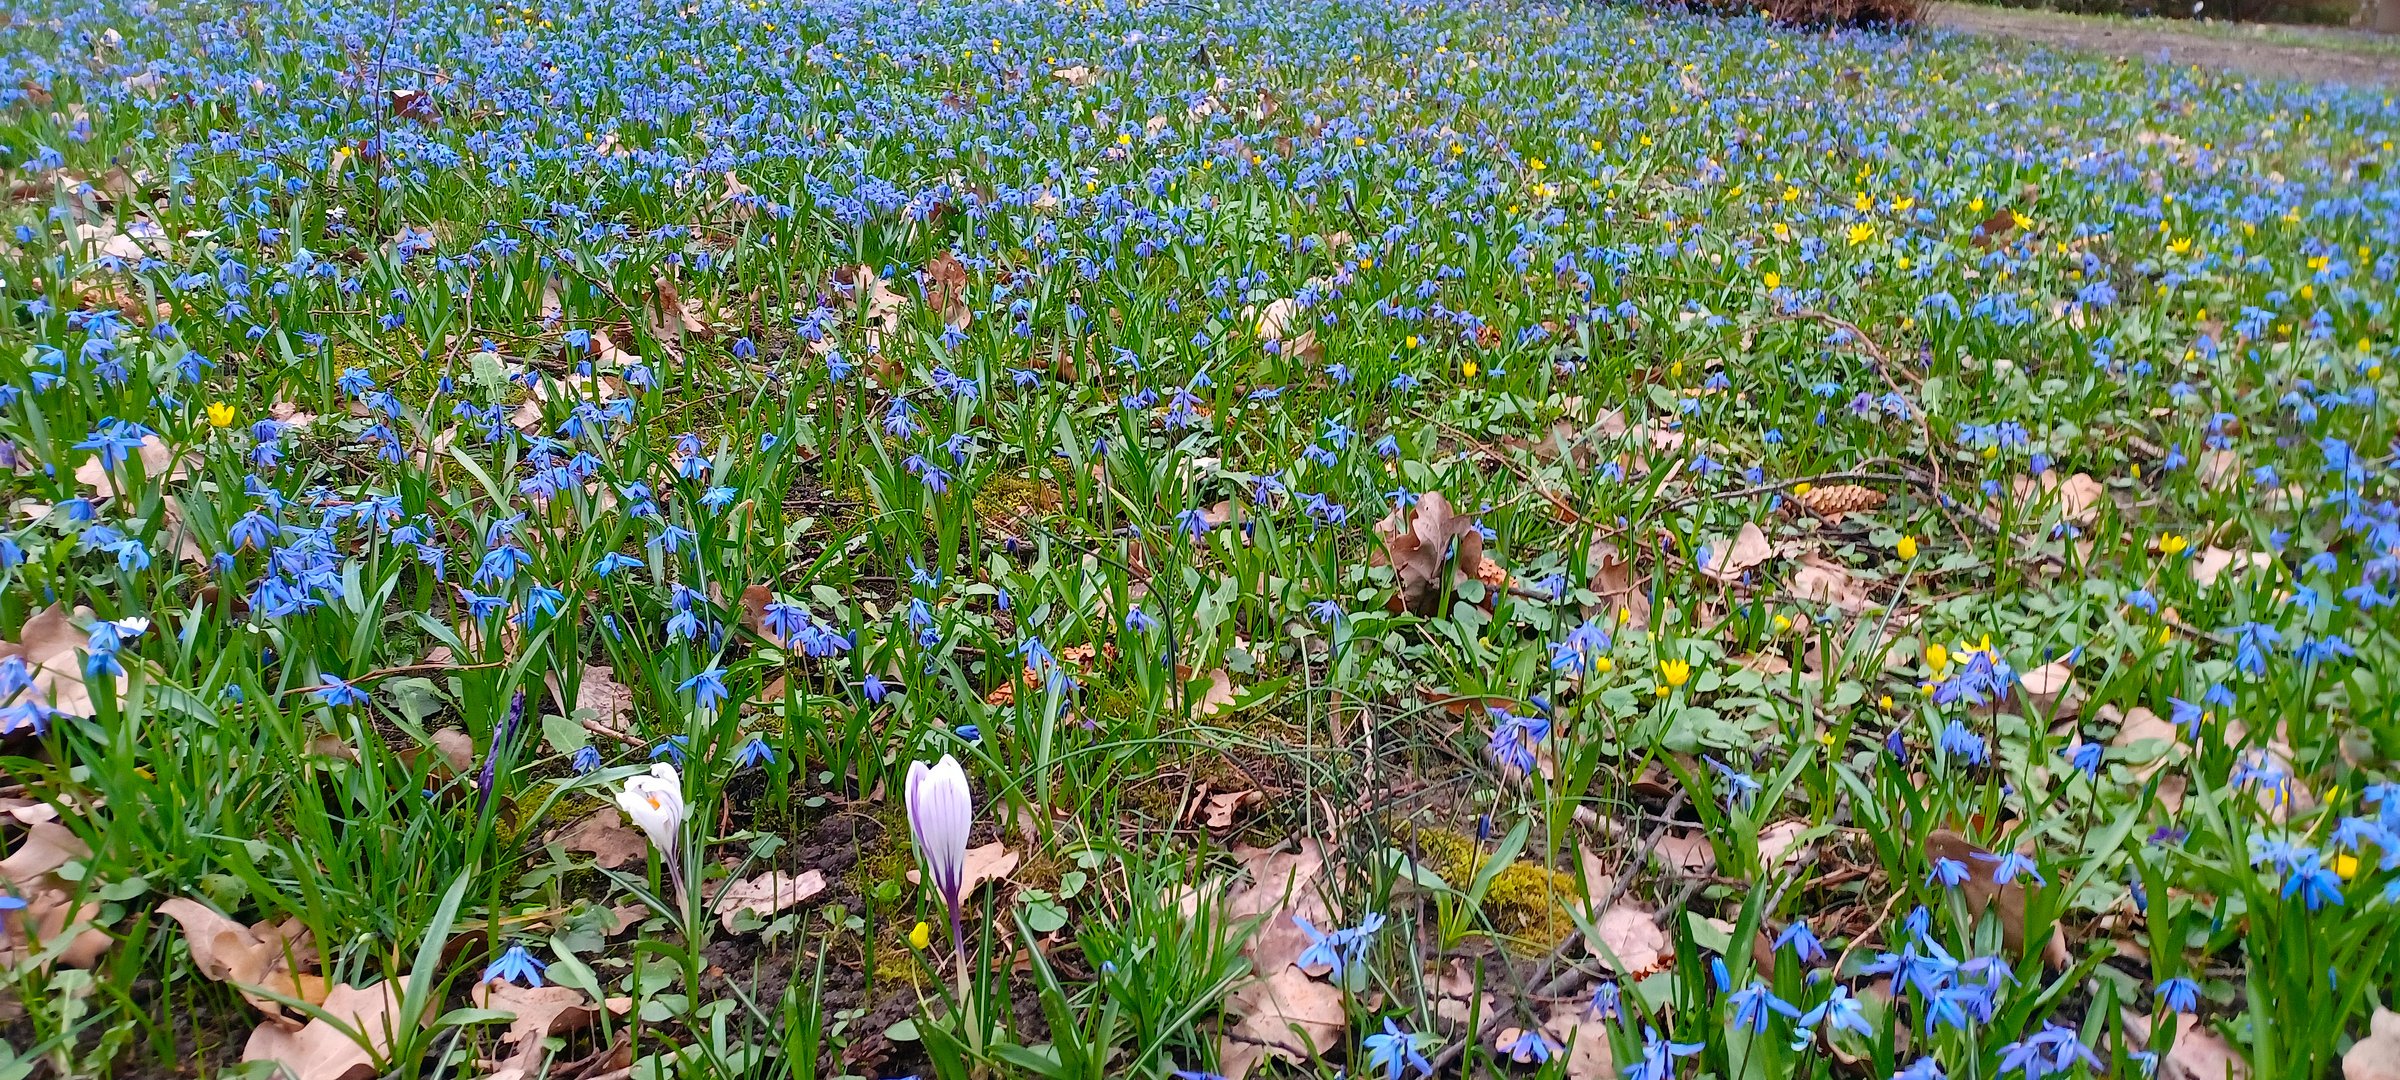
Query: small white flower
905 755 973 915
615 762 686 864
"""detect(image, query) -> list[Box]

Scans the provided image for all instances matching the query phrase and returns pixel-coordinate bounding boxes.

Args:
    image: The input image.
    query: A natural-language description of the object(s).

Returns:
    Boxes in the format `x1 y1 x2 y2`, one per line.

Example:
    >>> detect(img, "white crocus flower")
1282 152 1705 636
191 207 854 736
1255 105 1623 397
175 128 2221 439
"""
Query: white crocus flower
905 755 974 939
615 762 686 864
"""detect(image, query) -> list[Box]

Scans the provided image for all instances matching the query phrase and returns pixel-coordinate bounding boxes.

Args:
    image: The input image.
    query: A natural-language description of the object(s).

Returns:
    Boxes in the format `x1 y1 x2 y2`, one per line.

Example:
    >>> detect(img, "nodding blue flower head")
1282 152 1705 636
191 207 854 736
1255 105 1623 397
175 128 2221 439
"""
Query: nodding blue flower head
1588 979 1622 1018
735 736 776 769
1774 919 1825 963
1926 856 1970 888
862 674 889 703
953 724 981 743
679 667 730 712
571 745 603 773
2155 976 2201 1014
649 734 689 764
312 674 371 707
482 944 547 987
1361 1018 1432 1080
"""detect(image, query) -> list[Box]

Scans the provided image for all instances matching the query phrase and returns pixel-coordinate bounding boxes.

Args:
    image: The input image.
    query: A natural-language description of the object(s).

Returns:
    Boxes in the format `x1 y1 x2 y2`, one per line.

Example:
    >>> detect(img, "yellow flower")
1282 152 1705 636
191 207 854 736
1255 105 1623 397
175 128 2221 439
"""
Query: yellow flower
1406 335 1420 349
2159 533 2189 557
2335 853 2360 879
205 401 236 428
1460 358 1477 378
1594 656 1613 673
1763 272 1780 289
1924 642 1949 675
1772 614 1791 633
1878 694 1895 710
1792 482 1812 496
1896 535 1918 560
1846 222 1874 246
909 921 932 949
1659 659 1691 687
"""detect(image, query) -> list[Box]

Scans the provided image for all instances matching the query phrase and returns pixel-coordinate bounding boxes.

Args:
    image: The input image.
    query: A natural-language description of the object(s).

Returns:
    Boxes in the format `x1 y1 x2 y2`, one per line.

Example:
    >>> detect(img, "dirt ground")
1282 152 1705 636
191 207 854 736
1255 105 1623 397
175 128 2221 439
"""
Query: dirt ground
1927 3 2400 88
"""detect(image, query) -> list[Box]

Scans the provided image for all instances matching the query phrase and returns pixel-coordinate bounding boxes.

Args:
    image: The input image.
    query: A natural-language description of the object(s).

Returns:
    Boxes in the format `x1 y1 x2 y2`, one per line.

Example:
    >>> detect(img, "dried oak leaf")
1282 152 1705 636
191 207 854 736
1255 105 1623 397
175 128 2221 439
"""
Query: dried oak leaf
907 842 1018 899
1700 522 1777 582
2345 1008 2400 1080
241 981 426 1080
2124 1009 2249 1080
923 252 972 329
1585 541 1651 629
73 434 192 498
157 898 326 1027
1790 554 1876 612
1587 904 1670 975
474 980 618 1080
2 604 116 720
555 806 649 869
1924 830 2070 967
1372 492 1486 616
712 870 827 933
1217 965 1346 1080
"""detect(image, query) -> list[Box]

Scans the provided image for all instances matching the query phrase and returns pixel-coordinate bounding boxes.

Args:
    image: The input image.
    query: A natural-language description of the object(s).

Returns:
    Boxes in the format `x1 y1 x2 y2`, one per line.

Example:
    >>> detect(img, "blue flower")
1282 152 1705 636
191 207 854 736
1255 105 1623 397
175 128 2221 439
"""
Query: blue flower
1926 857 1970 888
483 944 547 987
2156 976 2201 1013
1774 919 1825 963
1798 985 1872 1039
1361 1018 1432 1080
954 724 981 743
735 736 776 769
1976 851 2045 886
1728 980 1802 1032
1624 1026 1702 1080
680 667 730 711
2283 856 2344 911
571 746 603 773
1588 979 1621 1019
649 735 689 764
312 674 371 707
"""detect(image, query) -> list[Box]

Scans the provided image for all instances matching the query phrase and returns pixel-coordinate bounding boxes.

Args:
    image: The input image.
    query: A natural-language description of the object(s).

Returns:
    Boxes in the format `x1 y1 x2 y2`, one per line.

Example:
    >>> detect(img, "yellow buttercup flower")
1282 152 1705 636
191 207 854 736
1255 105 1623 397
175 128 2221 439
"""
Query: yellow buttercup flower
1659 658 1691 687
1763 272 1780 289
1896 535 1918 560
909 921 933 949
2159 533 2189 557
1924 643 1950 675
205 401 236 428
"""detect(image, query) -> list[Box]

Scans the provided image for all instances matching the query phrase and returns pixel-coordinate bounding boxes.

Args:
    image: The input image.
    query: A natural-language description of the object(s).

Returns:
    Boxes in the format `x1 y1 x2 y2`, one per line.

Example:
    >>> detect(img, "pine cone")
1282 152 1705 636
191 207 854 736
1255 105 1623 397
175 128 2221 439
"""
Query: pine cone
1797 483 1887 521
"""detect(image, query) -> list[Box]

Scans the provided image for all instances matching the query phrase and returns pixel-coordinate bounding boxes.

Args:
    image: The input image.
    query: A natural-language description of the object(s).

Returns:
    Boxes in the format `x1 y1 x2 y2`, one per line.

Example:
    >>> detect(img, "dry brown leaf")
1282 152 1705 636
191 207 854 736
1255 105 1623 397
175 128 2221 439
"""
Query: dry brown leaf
1199 789 1262 830
909 842 1018 898
1701 522 1775 582
1924 830 2070 967
1651 831 1716 875
241 981 425 1080
1432 956 1501 1027
1050 64 1099 87
1791 555 1875 612
157 898 326 1026
712 870 827 932
1542 1001 1618 1080
1226 840 1325 922
923 252 972 329
3 604 113 720
2124 1009 2250 1080
1588 904 1670 974
1586 541 1650 629
556 807 649 869
0 820 88 889
2190 547 2267 588
426 728 474 775
573 665 634 730
477 982 604 1080
1757 819 1810 869
2015 659 2076 717
73 434 191 498
2345 1008 2400 1080
1373 492 1486 616
1188 667 1239 719
1217 965 1346 1080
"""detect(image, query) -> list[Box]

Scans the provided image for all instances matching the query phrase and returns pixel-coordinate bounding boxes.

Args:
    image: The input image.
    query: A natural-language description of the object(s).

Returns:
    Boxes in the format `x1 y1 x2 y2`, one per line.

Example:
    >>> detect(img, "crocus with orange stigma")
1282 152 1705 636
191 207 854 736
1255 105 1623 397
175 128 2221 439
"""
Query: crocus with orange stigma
616 763 688 904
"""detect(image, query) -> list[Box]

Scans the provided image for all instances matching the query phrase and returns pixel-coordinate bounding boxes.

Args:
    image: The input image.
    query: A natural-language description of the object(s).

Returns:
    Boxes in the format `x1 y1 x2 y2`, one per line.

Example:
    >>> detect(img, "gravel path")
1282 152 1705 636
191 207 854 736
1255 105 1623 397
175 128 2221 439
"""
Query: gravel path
1927 3 2400 89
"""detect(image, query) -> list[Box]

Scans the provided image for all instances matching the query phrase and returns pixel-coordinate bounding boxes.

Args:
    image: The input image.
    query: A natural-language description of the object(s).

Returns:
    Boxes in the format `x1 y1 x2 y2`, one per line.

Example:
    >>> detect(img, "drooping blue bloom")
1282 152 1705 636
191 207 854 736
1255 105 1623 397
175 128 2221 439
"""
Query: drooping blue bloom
680 668 730 711
483 944 548 987
1361 1018 1432 1080
2156 976 2201 1013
